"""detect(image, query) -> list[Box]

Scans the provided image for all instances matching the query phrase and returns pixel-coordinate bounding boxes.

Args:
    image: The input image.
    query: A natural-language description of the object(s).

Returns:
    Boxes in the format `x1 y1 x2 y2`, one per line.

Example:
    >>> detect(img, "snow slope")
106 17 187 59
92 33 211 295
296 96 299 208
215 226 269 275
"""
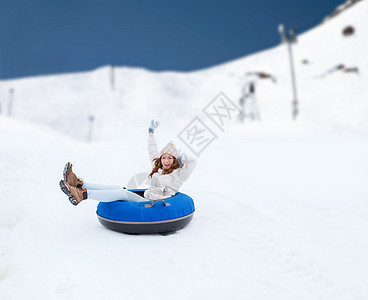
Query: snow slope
1 1 368 299
1 116 368 300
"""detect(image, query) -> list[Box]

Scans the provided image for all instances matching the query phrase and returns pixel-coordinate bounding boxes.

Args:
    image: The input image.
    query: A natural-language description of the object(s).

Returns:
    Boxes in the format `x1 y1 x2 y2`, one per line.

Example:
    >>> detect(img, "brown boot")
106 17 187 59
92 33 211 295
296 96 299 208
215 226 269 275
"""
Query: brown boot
59 180 88 206
63 162 83 188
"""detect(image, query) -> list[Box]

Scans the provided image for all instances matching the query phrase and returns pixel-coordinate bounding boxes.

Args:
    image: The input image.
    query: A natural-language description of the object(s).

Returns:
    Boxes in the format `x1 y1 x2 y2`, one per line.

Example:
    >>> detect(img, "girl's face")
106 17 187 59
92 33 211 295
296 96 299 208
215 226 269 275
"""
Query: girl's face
161 154 174 169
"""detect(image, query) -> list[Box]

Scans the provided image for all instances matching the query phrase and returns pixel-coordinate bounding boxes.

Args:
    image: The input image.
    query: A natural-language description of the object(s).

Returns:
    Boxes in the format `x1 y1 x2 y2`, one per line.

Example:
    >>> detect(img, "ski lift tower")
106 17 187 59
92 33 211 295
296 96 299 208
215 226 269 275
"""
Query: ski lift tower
238 73 261 122
278 24 299 120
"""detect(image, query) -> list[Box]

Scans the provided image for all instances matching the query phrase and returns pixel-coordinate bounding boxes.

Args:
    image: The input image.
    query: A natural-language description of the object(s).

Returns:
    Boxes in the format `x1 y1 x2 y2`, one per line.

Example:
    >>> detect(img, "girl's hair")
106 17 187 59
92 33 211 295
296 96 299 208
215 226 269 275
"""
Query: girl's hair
149 155 181 178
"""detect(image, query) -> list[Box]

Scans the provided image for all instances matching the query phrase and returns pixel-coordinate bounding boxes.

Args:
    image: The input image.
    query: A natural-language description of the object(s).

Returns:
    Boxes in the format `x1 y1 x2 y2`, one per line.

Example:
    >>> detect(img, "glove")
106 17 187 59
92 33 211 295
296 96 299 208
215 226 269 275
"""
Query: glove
148 120 160 134
178 154 185 165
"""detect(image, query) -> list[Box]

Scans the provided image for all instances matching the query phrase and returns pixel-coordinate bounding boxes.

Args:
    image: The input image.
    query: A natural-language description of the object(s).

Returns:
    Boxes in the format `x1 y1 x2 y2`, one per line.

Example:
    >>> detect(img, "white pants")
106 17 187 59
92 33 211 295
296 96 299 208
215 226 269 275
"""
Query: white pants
83 182 145 202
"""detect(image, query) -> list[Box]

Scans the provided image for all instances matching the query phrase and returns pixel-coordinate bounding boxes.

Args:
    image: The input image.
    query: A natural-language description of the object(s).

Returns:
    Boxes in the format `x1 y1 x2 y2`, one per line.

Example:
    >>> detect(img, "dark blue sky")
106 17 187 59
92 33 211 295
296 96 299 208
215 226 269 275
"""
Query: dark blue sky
0 0 343 79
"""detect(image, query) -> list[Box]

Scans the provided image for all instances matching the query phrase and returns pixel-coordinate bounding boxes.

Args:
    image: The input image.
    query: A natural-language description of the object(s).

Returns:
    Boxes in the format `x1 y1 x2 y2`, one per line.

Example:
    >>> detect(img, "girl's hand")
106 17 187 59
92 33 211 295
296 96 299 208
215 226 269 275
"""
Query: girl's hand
178 153 187 166
148 120 160 134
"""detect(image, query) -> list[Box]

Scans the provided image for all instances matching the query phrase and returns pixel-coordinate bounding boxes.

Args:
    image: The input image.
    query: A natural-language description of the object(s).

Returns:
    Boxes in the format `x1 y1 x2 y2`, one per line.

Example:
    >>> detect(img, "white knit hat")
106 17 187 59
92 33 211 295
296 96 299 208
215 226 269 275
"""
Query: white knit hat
160 141 178 159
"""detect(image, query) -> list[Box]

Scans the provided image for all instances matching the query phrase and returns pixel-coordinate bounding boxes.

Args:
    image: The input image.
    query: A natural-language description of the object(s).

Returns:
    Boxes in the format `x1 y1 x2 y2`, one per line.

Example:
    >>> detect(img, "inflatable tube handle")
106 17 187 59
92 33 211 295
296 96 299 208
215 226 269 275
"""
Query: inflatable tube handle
144 200 171 208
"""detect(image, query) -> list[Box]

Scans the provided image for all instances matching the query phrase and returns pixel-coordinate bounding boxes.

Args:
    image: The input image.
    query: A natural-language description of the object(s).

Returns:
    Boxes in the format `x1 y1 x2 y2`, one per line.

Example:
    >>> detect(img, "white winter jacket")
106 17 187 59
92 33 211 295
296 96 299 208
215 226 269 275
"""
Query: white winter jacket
143 136 197 200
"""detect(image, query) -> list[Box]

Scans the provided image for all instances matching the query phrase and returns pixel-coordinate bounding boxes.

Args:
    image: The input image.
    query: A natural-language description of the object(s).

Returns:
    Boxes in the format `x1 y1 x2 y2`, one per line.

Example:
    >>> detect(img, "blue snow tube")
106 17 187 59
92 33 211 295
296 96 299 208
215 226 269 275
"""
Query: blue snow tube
96 189 195 234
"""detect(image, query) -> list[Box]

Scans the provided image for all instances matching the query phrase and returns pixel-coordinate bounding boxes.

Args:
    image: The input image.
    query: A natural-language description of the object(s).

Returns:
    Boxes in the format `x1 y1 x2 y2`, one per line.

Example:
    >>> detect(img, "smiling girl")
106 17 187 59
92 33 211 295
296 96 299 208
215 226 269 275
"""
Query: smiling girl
59 120 197 205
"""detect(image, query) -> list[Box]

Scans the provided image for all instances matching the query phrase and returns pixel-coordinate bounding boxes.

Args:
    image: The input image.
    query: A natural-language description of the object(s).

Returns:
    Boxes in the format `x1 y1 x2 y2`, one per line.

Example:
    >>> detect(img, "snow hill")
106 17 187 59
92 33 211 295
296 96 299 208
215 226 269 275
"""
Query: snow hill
0 0 367 141
1 1 368 299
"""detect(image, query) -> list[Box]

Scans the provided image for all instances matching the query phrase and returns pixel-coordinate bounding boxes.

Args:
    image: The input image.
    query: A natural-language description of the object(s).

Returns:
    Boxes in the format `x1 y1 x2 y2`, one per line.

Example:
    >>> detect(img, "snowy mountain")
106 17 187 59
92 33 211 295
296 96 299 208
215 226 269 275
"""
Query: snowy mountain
0 0 367 141
1 1 368 299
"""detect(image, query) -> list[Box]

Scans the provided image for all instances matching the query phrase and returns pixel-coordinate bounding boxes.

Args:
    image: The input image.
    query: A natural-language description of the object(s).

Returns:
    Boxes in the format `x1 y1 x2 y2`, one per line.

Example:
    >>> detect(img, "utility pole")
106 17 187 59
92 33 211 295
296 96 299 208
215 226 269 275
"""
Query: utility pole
278 24 299 120
87 115 95 143
8 88 14 117
110 65 115 91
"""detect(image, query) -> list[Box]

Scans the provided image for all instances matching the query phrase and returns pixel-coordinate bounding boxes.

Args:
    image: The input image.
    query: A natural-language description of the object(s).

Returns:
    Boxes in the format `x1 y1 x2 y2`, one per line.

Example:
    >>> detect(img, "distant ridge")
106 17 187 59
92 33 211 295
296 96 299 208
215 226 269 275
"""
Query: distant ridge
322 0 363 23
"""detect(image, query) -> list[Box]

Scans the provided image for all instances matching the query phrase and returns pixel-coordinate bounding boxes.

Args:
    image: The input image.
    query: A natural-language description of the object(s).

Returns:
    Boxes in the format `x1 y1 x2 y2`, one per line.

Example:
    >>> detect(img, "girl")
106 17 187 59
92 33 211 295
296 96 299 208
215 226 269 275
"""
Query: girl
59 120 197 205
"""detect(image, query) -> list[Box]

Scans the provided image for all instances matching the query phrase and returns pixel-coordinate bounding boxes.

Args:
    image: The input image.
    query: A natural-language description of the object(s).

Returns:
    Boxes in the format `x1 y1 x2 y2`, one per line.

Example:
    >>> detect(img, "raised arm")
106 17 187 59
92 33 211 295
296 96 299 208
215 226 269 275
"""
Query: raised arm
177 153 197 182
148 120 160 166
148 135 159 166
